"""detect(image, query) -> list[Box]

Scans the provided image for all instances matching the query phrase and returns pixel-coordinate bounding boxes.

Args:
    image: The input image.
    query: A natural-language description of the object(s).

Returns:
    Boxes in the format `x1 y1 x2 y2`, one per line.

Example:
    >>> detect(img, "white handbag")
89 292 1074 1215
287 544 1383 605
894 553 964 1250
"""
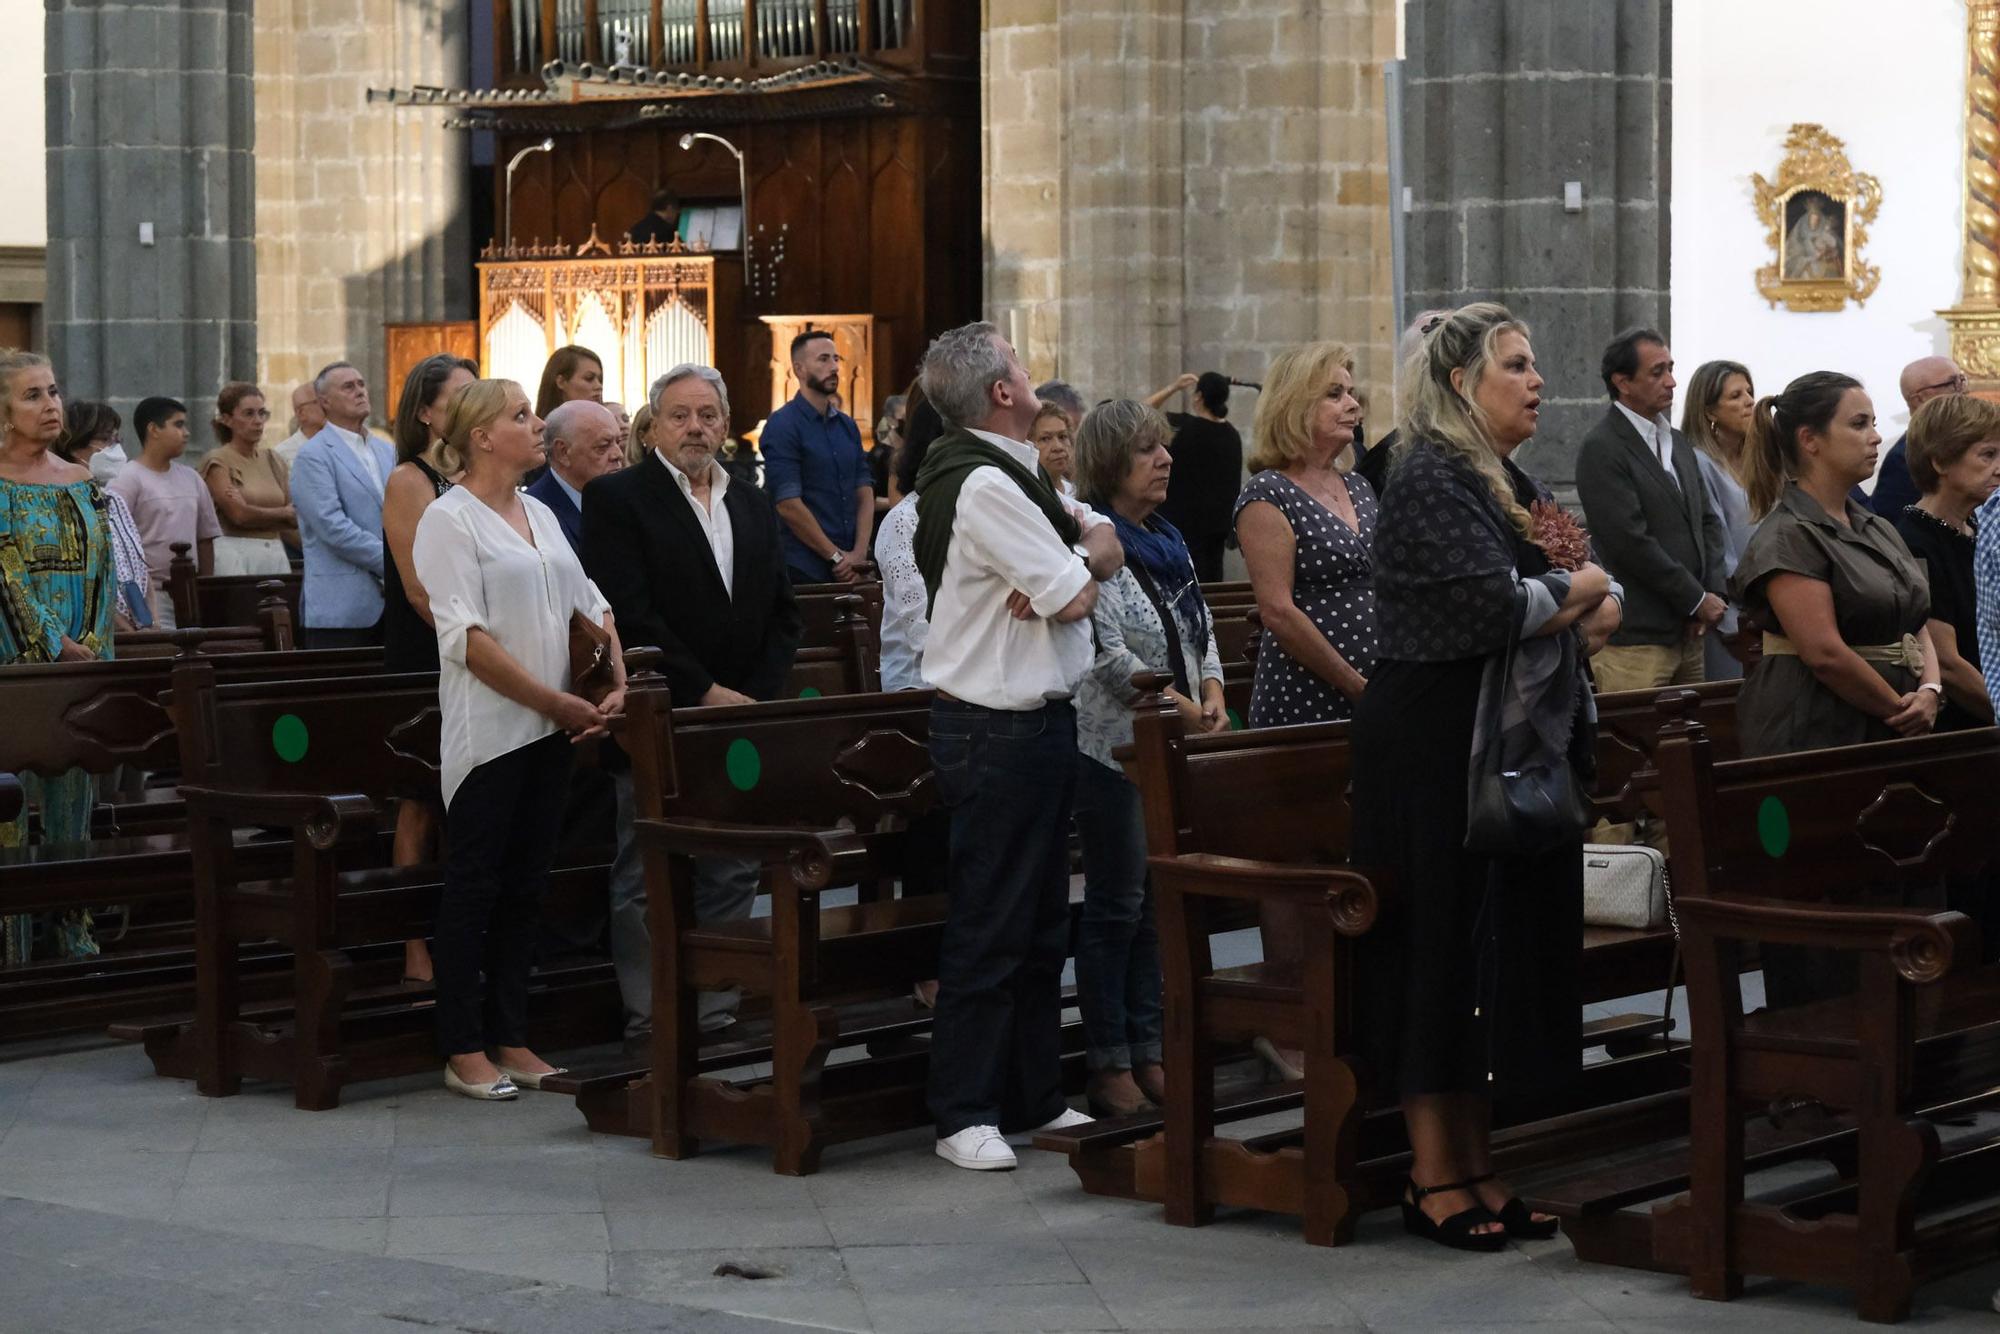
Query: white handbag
1582 842 1668 929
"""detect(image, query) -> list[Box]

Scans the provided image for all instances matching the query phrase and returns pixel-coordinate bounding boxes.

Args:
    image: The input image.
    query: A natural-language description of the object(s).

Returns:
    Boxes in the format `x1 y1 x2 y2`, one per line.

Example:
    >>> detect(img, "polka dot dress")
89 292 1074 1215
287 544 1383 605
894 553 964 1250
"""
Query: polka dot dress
1234 470 1381 727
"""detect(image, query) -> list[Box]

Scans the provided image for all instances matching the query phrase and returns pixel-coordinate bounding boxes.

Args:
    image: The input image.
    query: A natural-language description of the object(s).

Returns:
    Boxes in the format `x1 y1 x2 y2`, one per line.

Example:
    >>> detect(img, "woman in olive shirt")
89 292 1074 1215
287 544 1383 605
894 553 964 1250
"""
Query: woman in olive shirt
1732 371 1941 1007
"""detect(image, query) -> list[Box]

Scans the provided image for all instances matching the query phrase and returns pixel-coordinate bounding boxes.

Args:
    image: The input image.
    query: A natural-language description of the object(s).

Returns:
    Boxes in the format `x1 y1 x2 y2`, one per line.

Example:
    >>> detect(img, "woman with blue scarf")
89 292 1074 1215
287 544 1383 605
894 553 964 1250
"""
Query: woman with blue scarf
1070 399 1226 1117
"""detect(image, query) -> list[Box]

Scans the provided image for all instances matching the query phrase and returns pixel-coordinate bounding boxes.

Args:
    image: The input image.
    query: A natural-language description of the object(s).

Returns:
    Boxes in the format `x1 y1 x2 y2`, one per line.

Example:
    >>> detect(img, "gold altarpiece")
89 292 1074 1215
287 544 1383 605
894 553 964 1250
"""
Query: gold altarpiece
476 234 717 410
1943 1 2000 385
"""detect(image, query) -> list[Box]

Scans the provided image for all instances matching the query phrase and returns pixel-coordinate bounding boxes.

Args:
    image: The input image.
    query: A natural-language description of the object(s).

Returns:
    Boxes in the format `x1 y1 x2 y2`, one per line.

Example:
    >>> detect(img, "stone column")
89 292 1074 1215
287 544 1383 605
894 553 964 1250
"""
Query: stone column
44 0 258 429
254 0 472 414
984 0 1398 411
1402 0 1672 487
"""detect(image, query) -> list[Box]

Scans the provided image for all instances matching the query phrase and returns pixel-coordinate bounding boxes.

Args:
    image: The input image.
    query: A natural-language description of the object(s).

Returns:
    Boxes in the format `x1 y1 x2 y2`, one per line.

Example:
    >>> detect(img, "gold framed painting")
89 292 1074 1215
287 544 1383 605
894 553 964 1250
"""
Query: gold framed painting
1752 123 1883 313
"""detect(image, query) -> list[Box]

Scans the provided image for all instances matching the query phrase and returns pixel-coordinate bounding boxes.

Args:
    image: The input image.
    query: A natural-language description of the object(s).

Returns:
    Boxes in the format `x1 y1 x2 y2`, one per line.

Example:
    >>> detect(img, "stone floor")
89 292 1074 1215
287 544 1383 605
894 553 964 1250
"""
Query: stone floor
5 1012 2000 1334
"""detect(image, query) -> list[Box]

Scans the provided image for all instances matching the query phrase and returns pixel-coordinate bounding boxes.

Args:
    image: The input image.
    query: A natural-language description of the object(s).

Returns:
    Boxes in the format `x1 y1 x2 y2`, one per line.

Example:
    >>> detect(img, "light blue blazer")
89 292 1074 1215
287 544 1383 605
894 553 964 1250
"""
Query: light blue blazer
290 426 396 629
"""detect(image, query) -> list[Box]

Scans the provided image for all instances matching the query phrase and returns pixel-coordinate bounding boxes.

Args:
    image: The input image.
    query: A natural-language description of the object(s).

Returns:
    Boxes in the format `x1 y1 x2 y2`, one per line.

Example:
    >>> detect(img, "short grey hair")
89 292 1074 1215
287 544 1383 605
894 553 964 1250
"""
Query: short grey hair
921 322 1010 428
1073 398 1171 509
880 393 907 421
647 363 731 422
1034 379 1087 424
543 398 615 449
314 361 359 396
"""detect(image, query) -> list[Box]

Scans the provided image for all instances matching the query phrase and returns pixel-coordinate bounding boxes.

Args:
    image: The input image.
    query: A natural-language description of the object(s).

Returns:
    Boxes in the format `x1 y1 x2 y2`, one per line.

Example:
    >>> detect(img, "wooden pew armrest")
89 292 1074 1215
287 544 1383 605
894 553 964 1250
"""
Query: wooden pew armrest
638 817 874 893
1675 895 1974 985
1148 852 1393 937
178 786 378 850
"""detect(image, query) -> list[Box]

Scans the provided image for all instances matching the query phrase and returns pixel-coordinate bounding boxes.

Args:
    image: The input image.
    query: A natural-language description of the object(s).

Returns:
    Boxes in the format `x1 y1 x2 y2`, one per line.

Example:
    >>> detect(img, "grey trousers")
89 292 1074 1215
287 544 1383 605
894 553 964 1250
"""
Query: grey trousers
609 769 760 1039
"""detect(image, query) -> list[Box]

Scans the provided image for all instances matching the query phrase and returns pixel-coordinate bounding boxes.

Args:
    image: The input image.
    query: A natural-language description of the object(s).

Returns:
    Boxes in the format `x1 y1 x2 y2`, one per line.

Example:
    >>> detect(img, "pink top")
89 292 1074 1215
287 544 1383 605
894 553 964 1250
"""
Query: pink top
107 460 222 588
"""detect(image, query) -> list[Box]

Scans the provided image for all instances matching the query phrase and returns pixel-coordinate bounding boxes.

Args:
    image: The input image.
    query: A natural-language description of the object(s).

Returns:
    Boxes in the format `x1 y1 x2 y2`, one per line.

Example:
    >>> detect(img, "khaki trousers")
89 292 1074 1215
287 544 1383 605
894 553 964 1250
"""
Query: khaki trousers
1591 637 1705 695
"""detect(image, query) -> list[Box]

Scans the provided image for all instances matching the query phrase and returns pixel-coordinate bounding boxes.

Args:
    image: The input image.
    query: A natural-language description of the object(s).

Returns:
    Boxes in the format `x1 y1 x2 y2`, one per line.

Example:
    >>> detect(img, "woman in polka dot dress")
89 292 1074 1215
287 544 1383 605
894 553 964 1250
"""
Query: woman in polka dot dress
1230 341 1380 1081
1234 342 1380 731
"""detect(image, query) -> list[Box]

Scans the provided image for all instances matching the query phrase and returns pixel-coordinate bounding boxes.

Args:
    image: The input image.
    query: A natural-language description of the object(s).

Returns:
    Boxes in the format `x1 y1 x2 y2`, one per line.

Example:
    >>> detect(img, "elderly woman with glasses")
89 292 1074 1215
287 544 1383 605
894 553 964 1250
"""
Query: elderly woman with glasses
1069 399 1226 1116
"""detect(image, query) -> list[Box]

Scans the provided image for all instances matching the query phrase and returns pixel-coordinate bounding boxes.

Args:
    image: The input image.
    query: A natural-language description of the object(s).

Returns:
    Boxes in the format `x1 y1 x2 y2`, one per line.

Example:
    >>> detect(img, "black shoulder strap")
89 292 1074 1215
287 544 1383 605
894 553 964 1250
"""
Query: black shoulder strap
1126 561 1193 699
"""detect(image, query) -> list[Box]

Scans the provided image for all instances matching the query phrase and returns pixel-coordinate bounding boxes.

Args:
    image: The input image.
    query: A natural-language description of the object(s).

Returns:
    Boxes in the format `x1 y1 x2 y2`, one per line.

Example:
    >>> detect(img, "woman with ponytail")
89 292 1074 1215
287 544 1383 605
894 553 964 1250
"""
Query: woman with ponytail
1351 304 1621 1252
1730 371 1941 1005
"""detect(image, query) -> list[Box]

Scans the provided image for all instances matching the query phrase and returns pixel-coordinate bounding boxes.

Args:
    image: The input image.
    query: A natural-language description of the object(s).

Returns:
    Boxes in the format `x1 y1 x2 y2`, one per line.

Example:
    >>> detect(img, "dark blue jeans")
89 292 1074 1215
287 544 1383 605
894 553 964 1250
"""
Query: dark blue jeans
1071 755 1163 1073
926 698 1078 1137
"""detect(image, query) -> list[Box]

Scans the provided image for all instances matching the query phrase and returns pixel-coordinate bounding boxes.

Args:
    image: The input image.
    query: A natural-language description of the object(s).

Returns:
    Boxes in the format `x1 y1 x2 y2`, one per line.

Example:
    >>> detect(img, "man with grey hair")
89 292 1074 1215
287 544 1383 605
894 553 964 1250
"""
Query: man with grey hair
1866 354 1970 518
1032 379 1088 434
527 398 622 553
290 361 395 647
913 321 1124 1170
582 363 800 1047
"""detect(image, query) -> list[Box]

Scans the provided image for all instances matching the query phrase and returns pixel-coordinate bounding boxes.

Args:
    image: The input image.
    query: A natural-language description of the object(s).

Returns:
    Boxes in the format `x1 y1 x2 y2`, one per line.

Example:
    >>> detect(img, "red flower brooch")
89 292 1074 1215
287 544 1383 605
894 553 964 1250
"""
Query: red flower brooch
1529 499 1591 572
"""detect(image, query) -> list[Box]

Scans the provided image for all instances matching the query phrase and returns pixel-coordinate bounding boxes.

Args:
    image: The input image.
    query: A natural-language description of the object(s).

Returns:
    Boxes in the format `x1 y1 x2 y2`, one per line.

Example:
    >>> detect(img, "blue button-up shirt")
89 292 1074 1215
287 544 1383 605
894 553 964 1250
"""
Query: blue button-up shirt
761 392 866 581
1975 491 2000 719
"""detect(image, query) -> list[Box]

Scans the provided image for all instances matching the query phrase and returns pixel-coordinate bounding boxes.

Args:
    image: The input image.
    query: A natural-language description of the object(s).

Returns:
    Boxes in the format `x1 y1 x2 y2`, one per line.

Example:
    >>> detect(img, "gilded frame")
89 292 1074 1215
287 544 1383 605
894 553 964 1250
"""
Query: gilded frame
1752 123 1883 313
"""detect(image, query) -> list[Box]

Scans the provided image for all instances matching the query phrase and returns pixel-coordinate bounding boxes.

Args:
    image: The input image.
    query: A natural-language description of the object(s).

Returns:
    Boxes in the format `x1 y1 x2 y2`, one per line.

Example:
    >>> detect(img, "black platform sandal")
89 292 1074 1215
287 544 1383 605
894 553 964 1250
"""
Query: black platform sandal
1466 1172 1559 1240
1400 1176 1507 1252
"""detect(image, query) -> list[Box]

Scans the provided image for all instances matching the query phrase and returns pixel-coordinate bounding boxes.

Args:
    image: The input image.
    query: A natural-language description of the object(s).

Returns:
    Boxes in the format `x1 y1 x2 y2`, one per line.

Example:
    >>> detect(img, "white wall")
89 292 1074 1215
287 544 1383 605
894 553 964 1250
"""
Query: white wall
0 17 45 248
1672 0 1964 455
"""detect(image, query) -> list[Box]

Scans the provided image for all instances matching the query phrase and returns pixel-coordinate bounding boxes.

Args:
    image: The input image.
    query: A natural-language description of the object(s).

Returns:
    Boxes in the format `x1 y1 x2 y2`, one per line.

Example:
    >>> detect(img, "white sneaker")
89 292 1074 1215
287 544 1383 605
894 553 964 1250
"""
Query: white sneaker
1007 1106 1095 1145
935 1124 1017 1171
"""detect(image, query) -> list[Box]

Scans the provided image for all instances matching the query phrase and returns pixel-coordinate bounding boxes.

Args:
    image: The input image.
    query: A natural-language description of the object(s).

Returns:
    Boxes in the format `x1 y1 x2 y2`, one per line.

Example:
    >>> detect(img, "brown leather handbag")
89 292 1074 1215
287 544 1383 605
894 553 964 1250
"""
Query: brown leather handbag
567 611 616 706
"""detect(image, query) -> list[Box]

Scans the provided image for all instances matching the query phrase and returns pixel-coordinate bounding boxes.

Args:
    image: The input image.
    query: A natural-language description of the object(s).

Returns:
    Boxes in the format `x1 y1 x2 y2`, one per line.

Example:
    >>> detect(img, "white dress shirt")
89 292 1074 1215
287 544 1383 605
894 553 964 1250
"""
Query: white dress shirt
876 492 928 691
1614 400 1679 491
413 487 611 807
920 429 1112 712
329 421 386 492
659 449 734 597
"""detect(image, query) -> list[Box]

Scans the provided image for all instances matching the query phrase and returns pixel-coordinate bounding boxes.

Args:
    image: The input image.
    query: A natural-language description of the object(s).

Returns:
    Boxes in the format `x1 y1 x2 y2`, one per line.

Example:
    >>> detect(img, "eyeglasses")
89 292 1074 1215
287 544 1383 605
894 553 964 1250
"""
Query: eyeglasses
1918 373 1971 396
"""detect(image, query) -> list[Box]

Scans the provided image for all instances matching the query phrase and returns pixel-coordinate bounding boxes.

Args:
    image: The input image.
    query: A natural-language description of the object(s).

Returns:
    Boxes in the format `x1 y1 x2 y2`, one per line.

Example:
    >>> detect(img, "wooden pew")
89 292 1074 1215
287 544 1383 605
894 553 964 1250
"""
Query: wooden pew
780 593 880 698
0 650 389 1042
564 684 949 1173
166 544 301 636
1036 679 1743 1245
1563 703 2000 1323
151 660 621 1108
794 580 884 653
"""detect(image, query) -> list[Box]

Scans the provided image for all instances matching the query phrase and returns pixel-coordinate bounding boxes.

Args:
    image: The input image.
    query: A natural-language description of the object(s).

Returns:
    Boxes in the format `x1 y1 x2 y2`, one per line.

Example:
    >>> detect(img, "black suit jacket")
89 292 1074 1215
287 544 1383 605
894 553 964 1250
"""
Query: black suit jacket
581 452 801 706
1573 404 1726 646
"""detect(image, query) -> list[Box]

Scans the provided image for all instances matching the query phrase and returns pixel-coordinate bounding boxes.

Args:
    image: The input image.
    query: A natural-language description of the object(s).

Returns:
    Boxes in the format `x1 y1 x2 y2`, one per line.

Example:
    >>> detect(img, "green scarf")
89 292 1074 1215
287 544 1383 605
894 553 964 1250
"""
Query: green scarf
914 427 1083 613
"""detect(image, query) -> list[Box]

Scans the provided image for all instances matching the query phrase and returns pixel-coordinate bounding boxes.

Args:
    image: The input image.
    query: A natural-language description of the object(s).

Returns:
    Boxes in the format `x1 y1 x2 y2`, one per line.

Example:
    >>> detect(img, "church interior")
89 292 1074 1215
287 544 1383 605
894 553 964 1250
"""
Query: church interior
5 2 2000 1331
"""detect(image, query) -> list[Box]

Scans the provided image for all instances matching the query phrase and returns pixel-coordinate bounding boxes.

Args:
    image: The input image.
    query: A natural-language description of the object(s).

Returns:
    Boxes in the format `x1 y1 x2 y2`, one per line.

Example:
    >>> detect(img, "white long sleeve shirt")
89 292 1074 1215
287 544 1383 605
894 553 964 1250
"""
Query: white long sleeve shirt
413 487 610 806
918 430 1111 711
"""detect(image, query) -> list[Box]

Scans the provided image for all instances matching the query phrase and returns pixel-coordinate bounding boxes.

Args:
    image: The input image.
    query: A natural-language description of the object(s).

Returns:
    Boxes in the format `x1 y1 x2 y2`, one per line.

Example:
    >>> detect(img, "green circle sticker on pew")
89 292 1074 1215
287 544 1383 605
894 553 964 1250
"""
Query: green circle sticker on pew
726 738 762 791
798 686 822 699
1757 796 1790 859
272 714 309 764
1226 708 1244 732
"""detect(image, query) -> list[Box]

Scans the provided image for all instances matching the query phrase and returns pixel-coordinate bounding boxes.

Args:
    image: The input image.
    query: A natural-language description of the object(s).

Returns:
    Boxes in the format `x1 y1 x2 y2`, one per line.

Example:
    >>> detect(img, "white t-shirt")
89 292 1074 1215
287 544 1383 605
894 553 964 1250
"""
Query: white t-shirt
413 487 610 806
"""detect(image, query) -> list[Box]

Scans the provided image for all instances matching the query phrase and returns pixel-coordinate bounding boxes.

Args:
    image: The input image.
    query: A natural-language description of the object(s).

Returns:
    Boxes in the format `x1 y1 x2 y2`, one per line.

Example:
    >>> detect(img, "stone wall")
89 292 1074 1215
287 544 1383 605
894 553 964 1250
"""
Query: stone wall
984 0 1398 425
44 0 258 429
253 0 472 427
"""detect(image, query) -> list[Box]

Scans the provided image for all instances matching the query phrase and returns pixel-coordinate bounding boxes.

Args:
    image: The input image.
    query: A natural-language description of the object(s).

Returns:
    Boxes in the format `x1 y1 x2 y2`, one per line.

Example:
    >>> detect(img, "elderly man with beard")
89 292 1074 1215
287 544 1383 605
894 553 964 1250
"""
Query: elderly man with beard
763 330 873 584
582 363 803 1047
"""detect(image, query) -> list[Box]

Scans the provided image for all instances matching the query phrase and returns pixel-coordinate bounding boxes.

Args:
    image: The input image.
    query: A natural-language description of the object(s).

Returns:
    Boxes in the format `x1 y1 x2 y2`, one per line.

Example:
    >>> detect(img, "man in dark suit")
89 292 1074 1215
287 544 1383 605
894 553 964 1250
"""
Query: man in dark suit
1575 328 1728 693
526 399 622 554
582 365 802 1044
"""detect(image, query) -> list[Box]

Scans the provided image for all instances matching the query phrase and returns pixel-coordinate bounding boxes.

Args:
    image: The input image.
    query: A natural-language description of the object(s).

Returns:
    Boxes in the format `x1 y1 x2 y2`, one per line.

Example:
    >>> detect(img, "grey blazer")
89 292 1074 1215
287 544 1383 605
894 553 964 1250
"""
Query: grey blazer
1574 404 1726 646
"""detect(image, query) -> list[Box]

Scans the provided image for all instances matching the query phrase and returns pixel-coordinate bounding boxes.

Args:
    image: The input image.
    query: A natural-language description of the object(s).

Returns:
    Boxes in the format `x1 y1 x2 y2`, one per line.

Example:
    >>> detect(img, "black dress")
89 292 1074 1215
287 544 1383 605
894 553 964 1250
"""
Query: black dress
1161 413 1244 582
1894 504 1982 730
1350 441 1586 1099
382 457 452 673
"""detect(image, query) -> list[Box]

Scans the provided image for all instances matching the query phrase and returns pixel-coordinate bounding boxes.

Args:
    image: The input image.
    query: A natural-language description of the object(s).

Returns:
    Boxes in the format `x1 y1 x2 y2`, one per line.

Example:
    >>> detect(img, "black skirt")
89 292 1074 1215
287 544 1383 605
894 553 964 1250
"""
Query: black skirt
1349 656 1582 1099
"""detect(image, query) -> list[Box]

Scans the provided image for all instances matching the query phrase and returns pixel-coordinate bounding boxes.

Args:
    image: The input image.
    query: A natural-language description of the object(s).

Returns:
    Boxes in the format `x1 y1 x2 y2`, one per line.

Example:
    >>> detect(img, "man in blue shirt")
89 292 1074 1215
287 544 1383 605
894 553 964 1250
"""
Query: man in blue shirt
762 331 873 583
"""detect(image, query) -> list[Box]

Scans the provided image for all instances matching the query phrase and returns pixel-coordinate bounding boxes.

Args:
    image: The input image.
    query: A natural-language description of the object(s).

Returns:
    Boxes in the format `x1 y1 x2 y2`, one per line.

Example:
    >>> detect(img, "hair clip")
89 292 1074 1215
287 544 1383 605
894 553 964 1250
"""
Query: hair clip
1420 314 1446 335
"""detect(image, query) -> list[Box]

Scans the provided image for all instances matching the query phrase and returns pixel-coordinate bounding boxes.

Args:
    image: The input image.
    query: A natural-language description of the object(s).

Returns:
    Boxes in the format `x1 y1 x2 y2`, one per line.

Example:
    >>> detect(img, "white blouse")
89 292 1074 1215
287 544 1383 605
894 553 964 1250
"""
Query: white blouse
412 487 610 807
876 493 928 691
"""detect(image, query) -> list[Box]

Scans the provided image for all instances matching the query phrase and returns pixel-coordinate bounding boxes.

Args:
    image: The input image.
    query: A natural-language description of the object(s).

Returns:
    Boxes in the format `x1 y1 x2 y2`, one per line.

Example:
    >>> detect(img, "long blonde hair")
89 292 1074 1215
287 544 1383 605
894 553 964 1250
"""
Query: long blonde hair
1395 302 1534 536
1680 359 1752 476
435 379 520 477
1249 341 1357 474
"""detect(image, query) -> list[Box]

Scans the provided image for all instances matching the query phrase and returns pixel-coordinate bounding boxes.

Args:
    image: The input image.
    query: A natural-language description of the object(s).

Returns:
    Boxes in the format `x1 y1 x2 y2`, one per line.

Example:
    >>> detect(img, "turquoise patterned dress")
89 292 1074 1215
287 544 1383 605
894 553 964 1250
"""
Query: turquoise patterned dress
0 476 117 963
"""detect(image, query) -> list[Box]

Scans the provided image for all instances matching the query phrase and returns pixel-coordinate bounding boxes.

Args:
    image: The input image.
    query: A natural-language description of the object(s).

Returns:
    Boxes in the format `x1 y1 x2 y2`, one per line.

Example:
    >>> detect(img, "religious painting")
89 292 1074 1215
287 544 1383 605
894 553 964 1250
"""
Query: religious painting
1753 124 1882 312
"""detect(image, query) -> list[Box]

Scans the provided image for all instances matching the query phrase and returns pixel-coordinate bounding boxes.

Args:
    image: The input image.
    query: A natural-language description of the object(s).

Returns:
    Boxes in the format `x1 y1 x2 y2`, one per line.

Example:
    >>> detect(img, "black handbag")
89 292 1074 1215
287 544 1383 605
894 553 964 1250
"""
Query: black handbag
1464 591 1590 856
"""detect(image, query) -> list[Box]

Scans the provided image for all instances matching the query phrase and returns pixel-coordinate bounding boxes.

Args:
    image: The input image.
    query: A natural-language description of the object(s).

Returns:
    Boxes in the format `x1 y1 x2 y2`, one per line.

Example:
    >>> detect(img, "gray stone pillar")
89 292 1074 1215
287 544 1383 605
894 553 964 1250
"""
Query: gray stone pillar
45 0 257 431
1402 0 1671 488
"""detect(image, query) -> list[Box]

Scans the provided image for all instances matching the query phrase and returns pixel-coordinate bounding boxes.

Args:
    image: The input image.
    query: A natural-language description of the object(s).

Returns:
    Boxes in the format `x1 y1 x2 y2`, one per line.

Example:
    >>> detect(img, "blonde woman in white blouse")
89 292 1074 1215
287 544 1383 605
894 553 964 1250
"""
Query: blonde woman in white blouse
413 379 626 1101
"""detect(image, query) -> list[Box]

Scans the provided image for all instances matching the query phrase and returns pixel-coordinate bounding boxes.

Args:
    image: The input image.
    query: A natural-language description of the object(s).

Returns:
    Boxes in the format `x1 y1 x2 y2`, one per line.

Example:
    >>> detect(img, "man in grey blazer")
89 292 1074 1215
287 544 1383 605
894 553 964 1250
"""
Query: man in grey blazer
1574 329 1728 693
289 361 396 648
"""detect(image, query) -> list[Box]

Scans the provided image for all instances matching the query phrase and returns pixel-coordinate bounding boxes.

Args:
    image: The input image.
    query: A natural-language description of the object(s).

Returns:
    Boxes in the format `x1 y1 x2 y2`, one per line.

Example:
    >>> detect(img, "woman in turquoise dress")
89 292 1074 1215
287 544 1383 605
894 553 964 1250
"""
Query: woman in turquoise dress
0 350 115 963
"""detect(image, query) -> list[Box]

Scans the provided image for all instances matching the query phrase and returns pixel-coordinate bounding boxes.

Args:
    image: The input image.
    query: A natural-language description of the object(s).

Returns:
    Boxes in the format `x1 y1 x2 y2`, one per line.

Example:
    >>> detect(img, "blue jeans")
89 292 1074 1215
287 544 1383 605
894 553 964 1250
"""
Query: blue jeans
1071 754 1163 1073
926 698 1078 1136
